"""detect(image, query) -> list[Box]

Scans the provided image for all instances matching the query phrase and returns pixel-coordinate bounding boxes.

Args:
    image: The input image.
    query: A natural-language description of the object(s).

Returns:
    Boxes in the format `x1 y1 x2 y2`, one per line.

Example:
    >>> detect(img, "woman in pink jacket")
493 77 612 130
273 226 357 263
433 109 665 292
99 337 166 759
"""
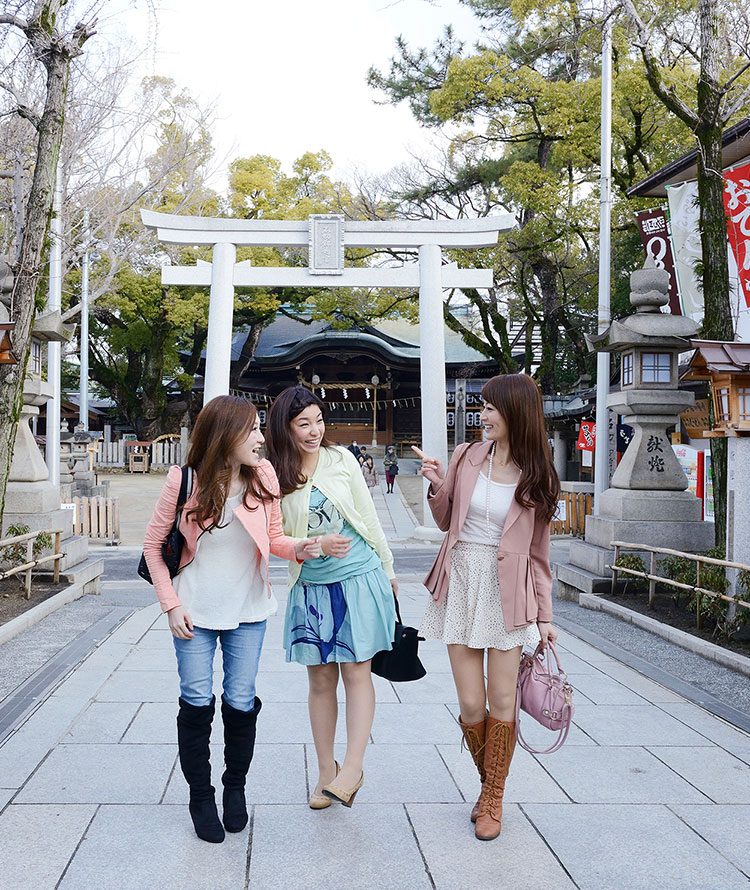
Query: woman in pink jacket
413 374 559 841
143 396 319 844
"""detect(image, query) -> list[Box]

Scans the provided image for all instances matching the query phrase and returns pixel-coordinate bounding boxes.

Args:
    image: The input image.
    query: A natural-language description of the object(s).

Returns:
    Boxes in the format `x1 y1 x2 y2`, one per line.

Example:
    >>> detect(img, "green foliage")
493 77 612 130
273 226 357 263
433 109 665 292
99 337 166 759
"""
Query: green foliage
614 552 647 592
368 0 699 392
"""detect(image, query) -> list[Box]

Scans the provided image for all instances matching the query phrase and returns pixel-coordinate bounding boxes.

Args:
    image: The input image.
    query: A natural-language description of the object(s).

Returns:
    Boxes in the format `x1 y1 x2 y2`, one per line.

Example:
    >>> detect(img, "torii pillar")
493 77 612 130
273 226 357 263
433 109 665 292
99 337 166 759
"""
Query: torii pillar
141 211 514 535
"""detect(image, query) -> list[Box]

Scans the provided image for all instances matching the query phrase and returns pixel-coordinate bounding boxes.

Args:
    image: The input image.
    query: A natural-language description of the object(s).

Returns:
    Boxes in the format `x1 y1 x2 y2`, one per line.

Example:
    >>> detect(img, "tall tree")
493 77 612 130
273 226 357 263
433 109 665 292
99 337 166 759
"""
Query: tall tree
621 0 750 546
0 1 95 523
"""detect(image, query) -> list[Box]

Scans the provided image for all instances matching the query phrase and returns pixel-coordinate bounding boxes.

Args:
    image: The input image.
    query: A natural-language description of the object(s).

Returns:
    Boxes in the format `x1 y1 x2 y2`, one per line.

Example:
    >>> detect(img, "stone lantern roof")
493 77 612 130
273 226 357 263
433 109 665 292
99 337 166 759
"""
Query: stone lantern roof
586 257 698 352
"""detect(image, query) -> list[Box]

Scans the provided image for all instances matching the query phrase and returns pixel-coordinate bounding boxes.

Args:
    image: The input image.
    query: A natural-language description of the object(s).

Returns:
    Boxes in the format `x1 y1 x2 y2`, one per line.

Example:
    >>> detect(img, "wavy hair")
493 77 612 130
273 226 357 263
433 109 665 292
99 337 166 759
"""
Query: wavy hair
480 374 560 523
265 386 332 495
185 395 274 530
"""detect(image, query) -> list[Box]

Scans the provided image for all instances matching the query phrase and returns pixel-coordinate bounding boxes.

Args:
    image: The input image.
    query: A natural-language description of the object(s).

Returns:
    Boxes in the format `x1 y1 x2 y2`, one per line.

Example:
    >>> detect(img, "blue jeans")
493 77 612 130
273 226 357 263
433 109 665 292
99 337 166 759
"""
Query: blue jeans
173 622 266 711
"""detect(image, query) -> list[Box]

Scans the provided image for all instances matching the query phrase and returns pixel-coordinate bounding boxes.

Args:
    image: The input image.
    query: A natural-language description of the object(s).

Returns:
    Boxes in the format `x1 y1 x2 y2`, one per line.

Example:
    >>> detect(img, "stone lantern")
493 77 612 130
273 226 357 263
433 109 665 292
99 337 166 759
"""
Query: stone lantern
554 258 713 603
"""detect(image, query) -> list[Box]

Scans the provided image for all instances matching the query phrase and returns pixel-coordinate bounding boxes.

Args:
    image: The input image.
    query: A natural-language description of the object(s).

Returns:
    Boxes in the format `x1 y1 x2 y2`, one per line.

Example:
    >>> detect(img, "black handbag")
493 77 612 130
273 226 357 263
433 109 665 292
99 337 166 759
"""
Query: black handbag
371 596 426 683
137 466 193 585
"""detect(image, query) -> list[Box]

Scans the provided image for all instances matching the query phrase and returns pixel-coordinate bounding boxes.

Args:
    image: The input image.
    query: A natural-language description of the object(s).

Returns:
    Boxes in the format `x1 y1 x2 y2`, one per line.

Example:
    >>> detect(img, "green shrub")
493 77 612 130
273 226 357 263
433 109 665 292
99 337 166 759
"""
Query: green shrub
0 524 53 588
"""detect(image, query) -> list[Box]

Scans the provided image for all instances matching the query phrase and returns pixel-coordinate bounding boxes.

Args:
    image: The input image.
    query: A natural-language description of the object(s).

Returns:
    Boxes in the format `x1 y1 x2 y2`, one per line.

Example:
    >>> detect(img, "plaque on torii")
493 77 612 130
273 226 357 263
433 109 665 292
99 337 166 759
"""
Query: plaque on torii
141 209 514 536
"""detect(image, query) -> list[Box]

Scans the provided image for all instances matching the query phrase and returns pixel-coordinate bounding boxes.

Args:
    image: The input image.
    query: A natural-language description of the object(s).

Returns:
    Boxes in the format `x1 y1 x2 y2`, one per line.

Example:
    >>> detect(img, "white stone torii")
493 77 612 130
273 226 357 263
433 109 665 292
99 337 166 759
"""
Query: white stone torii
141 210 513 533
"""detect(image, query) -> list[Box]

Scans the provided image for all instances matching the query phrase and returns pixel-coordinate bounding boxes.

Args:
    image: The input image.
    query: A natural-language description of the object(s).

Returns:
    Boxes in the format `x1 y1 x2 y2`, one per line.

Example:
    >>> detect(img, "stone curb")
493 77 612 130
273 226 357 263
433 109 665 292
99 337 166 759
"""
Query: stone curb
0 580 89 647
580 592 750 679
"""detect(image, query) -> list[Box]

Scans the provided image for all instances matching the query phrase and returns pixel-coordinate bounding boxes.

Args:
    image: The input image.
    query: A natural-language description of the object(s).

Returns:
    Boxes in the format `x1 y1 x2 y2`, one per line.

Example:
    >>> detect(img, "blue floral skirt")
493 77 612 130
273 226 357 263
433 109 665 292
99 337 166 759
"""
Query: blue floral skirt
283 566 395 665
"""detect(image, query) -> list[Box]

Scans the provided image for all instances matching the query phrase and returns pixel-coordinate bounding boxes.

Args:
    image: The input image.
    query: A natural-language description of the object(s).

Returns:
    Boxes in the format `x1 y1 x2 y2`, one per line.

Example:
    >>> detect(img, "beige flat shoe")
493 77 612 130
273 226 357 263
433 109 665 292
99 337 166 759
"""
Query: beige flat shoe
309 761 340 810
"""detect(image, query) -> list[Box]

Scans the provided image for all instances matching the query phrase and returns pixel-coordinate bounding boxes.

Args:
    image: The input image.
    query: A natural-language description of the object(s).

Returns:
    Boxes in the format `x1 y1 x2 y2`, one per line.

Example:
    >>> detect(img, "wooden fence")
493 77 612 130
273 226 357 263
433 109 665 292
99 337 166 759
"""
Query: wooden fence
0 528 64 598
96 439 182 468
551 491 592 537
73 497 120 544
608 541 750 630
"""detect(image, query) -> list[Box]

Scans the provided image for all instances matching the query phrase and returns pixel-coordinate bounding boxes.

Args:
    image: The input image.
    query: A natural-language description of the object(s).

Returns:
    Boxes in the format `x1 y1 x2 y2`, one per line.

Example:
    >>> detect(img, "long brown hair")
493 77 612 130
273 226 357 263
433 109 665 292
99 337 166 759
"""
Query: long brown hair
265 386 332 495
185 395 275 529
480 374 560 523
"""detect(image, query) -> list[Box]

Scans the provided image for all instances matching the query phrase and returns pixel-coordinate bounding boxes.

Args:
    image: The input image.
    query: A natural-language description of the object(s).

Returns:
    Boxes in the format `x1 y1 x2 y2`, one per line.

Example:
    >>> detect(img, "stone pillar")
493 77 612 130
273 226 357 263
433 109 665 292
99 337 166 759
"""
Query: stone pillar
415 244 447 537
553 431 567 482
726 438 750 608
204 241 236 404
180 426 189 464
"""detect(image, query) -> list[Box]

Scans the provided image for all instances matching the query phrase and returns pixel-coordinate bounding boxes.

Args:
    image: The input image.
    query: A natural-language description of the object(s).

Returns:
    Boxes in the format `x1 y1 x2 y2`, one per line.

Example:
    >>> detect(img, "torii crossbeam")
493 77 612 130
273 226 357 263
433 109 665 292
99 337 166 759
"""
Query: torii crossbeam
141 210 514 534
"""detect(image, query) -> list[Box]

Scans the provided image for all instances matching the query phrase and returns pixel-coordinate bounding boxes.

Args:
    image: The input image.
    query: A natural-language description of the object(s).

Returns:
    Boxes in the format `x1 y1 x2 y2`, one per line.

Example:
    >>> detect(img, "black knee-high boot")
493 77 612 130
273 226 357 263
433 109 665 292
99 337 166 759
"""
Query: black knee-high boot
177 696 225 843
221 695 262 832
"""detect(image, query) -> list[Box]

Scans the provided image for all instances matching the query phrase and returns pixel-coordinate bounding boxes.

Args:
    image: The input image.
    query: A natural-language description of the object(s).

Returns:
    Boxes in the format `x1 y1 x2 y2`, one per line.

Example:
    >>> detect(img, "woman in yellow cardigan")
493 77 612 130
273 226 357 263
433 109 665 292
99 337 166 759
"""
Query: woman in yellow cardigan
266 386 398 809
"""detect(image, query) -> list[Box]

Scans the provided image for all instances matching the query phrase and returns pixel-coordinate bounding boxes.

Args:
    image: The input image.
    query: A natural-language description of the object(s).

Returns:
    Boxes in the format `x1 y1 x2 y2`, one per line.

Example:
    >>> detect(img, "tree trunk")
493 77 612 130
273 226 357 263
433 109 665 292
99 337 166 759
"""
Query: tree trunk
0 5 91 525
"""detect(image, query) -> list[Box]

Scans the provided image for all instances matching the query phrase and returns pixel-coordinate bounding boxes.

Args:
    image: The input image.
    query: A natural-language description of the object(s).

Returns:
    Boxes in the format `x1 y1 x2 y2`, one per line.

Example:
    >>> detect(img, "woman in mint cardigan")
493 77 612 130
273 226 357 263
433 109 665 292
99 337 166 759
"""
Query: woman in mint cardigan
266 386 398 809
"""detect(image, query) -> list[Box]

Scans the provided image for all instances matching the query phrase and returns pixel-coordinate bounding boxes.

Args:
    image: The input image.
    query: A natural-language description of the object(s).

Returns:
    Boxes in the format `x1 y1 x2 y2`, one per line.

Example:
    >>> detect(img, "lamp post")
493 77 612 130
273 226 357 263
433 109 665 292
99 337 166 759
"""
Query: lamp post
371 375 379 447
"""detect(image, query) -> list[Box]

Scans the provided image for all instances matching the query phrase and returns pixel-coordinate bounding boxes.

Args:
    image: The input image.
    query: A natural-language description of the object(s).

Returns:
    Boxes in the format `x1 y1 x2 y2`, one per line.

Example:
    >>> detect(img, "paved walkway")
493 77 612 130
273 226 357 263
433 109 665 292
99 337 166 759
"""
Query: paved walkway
1 480 750 889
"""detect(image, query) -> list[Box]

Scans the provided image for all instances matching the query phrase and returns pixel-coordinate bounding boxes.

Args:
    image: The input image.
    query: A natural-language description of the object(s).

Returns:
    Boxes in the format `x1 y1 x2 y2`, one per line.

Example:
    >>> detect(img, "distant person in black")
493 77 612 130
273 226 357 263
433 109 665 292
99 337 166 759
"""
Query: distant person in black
348 440 361 459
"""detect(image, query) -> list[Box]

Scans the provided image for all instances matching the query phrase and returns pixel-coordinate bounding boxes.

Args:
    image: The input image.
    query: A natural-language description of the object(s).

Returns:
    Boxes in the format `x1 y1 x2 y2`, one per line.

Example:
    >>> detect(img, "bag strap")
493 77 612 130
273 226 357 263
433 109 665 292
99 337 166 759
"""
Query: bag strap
514 685 573 755
172 466 193 529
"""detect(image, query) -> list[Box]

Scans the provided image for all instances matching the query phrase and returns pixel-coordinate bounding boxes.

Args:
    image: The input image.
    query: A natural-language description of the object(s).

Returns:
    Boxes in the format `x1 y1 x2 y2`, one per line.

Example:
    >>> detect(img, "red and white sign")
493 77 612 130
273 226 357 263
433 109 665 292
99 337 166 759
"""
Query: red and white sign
576 421 596 452
723 161 750 309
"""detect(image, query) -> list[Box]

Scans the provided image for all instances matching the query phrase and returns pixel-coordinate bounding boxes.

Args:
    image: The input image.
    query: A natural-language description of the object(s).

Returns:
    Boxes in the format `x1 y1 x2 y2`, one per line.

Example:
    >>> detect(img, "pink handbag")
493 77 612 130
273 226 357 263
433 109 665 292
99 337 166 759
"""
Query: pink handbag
515 641 574 754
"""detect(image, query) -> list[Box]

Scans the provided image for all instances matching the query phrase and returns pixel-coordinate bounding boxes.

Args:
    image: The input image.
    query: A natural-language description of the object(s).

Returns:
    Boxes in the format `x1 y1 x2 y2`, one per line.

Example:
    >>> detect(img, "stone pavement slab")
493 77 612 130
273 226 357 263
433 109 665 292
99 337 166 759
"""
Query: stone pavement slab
249 803 433 890
58 805 249 890
407 803 577 889
63 700 140 743
670 804 750 875
524 803 750 890
0 803 96 890
570 703 716 746
330 742 463 803
537 745 710 804
658 700 750 764
647 745 750 803
162 743 307 805
16 742 176 804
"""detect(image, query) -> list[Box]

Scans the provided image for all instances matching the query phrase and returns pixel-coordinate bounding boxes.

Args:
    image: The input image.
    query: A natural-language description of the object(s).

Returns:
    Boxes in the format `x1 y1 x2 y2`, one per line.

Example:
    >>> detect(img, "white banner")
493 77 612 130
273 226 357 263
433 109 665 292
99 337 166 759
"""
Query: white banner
666 180 750 339
666 182 703 319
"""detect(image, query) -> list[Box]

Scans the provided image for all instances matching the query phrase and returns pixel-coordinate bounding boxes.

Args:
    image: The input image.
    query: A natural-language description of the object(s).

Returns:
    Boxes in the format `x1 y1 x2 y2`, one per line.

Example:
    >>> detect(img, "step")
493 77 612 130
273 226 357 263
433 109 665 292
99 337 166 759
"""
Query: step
554 562 611 596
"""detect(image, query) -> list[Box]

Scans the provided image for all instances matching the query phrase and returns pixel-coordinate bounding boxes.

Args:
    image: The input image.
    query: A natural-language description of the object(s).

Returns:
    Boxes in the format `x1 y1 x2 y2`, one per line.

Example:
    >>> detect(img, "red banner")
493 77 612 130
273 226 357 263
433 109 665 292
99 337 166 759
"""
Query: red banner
635 209 681 315
576 421 596 452
723 161 750 309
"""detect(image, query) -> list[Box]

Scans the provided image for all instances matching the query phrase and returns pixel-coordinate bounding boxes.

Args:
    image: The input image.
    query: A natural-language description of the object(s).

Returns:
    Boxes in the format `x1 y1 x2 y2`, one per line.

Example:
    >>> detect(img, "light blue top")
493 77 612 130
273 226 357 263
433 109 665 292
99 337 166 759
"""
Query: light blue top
299 488 382 584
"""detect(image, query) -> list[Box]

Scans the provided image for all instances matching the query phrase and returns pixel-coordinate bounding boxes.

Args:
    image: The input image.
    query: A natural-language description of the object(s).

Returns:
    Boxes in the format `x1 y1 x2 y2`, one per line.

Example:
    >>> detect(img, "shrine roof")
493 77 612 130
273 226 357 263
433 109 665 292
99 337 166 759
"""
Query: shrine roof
224 314 495 366
683 340 750 379
627 117 750 198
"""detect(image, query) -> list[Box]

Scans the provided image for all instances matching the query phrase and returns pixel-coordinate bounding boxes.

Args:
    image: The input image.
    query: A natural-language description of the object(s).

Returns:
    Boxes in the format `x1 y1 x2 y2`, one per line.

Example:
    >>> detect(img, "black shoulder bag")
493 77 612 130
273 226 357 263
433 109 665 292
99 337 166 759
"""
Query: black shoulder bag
371 596 426 683
137 466 193 585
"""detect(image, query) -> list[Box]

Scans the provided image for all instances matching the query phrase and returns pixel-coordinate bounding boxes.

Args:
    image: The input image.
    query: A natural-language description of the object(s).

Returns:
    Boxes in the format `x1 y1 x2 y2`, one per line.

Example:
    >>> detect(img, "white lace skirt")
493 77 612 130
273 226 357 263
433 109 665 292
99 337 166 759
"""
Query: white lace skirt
420 541 541 651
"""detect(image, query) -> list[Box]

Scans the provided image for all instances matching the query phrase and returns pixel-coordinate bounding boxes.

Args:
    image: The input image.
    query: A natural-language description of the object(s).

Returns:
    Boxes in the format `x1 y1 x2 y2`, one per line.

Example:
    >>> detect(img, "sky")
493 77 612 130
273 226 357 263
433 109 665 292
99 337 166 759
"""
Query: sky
98 0 484 189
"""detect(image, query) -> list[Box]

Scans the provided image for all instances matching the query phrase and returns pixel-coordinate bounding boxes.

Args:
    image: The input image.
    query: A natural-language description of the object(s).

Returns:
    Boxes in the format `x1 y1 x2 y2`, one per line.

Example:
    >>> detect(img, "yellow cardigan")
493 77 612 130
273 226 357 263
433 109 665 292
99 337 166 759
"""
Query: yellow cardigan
279 446 395 585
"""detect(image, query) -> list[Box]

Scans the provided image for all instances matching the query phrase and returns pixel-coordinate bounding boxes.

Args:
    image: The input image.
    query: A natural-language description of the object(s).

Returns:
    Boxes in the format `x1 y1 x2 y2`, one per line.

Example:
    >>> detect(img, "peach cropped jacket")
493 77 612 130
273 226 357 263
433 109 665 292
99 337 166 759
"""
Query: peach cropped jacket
423 441 553 631
143 461 300 614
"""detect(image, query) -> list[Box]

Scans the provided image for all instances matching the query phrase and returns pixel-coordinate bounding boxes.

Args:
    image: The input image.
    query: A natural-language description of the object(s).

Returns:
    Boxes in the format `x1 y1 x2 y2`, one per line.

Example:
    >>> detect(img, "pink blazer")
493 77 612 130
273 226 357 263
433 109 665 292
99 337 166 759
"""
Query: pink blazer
423 441 553 630
143 461 300 613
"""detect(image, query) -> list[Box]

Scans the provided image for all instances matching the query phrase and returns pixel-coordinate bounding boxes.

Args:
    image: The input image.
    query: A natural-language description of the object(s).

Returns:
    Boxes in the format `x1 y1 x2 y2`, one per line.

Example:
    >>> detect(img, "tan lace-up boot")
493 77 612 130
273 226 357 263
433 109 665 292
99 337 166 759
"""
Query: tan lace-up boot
474 717 516 841
458 713 488 822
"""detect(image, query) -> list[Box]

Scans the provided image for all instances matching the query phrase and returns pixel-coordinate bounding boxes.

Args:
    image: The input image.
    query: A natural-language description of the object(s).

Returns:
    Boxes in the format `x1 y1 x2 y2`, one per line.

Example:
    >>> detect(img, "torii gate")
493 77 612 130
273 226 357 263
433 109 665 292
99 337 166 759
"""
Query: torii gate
141 210 513 533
